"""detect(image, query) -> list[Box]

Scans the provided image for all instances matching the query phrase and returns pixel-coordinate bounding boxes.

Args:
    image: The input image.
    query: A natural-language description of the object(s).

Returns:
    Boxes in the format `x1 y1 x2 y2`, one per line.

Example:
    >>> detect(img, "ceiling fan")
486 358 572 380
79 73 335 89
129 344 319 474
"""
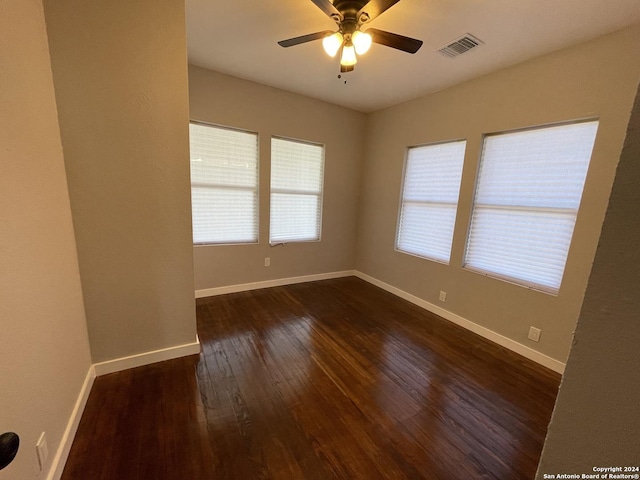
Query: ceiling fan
278 0 423 72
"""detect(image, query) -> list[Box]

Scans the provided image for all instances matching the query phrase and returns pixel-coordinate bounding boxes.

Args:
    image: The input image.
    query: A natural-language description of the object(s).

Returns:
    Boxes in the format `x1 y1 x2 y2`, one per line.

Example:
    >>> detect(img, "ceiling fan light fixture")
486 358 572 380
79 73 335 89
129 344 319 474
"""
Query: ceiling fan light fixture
352 30 372 55
277 0 424 72
340 44 357 66
322 32 344 57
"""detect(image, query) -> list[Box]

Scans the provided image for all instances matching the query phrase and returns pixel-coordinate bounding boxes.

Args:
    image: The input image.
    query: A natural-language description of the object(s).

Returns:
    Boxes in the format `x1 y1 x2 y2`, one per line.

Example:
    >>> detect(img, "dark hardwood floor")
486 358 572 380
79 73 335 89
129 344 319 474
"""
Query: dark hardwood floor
62 276 560 479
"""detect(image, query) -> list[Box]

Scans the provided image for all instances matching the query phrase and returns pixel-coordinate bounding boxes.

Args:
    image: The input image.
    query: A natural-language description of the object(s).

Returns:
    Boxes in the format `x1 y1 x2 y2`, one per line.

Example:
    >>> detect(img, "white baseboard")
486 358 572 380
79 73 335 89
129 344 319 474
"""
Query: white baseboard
354 271 566 374
195 270 356 298
194 269 564 372
93 337 201 376
48 365 96 480
47 337 201 477
46 272 562 480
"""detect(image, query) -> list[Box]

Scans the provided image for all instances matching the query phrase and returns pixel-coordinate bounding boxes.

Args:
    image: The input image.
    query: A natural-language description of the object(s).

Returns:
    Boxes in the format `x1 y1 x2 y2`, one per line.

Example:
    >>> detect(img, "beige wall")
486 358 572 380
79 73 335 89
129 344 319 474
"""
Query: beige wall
43 0 197 363
356 25 640 363
188 66 366 290
537 79 640 476
0 1 92 477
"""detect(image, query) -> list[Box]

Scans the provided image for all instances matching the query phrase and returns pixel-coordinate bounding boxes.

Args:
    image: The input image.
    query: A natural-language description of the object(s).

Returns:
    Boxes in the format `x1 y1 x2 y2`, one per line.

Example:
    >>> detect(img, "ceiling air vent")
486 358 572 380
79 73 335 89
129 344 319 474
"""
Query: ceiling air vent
437 34 484 58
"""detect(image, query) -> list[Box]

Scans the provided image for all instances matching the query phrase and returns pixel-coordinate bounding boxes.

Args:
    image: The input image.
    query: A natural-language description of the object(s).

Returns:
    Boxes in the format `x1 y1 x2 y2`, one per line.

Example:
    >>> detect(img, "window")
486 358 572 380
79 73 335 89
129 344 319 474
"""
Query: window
270 137 324 243
189 122 258 244
465 120 599 293
396 140 466 263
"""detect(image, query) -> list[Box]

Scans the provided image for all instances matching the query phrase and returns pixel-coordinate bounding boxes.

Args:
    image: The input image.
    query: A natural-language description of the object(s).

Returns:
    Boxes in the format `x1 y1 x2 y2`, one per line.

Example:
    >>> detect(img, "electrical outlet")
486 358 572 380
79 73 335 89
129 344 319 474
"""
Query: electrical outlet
264 257 270 267
439 291 447 302
528 326 542 343
36 432 48 470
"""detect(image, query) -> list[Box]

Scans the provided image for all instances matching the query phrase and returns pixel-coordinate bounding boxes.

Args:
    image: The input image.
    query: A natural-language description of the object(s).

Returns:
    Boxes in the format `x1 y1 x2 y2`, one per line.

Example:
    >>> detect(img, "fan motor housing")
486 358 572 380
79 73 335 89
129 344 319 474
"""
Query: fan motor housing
333 0 370 20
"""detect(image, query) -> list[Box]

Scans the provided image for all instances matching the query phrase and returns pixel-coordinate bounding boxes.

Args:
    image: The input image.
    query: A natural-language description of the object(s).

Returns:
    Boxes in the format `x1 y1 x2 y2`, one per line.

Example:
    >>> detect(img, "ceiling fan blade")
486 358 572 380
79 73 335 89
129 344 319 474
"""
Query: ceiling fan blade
367 28 423 53
310 0 343 21
340 64 355 73
357 0 401 23
278 30 334 48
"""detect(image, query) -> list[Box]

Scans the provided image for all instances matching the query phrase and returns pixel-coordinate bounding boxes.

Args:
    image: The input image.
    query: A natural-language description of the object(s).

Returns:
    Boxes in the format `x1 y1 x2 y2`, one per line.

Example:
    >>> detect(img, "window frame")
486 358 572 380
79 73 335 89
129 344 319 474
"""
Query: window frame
269 135 325 245
395 138 467 264
462 118 599 294
189 120 260 246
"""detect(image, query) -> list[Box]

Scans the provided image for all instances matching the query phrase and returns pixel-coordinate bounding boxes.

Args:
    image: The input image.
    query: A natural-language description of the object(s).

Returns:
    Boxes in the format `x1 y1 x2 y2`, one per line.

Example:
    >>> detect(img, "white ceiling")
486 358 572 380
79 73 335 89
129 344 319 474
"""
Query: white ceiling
186 0 640 113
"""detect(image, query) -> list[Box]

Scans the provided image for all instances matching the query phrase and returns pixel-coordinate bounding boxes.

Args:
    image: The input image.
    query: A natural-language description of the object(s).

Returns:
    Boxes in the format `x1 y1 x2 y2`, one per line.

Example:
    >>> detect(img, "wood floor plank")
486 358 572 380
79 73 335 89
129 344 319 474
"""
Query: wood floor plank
63 276 560 479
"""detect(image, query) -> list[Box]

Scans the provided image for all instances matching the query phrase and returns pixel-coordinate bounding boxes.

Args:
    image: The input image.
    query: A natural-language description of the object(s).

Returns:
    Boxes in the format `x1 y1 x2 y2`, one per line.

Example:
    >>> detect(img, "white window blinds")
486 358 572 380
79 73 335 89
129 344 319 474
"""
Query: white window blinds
465 120 599 293
270 137 324 243
396 140 466 263
189 123 259 244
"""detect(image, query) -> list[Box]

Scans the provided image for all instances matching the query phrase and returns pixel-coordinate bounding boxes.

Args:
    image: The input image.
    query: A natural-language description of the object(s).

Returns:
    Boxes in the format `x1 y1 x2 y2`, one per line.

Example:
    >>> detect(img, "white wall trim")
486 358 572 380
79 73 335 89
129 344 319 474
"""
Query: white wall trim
195 270 356 298
46 272 562 479
194 269 564 372
354 271 566 374
48 365 96 480
47 337 201 477
93 337 201 376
